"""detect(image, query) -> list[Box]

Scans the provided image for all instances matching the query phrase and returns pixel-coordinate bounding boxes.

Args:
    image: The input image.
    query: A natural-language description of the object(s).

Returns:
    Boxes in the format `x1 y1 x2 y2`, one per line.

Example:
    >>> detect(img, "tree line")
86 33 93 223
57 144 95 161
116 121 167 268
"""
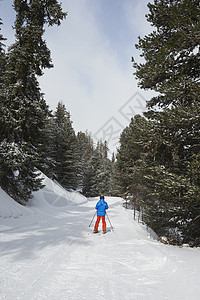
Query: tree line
39 101 115 198
0 1 114 204
115 0 200 247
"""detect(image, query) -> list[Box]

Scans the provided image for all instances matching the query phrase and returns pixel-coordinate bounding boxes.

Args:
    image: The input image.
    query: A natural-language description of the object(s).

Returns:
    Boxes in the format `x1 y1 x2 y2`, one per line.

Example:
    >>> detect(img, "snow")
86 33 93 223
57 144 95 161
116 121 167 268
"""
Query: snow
0 178 200 299
0 187 33 218
31 172 87 208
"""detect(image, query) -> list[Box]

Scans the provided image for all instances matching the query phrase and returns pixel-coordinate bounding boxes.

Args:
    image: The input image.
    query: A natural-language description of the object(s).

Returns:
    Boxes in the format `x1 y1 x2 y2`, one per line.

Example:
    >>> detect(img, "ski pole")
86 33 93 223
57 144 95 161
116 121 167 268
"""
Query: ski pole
89 211 97 227
106 212 114 230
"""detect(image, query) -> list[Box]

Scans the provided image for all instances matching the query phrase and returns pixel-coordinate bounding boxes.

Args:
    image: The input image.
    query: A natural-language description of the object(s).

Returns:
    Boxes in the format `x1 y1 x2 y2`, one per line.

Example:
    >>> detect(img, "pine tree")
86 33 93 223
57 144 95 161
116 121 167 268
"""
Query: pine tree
142 104 200 244
0 1 66 203
131 0 200 245
35 115 56 179
116 115 151 199
109 153 121 197
49 102 77 190
133 0 200 108
95 141 112 195
80 139 113 197
76 131 94 193
85 149 101 197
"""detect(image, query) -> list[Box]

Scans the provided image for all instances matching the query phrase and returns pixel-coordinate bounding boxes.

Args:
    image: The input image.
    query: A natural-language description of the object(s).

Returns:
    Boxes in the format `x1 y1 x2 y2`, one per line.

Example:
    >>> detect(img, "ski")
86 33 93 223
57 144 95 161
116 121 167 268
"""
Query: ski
92 229 112 235
102 229 112 234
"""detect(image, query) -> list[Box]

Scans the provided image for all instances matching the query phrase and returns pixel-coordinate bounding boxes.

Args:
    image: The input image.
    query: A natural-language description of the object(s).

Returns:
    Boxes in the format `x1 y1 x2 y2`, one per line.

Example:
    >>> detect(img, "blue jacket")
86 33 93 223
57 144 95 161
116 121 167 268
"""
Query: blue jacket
95 199 108 216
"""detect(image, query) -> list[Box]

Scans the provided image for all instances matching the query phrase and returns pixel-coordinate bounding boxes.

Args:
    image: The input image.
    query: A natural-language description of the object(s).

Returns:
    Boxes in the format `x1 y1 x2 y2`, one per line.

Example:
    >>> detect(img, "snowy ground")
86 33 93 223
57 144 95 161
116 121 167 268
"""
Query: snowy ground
0 179 200 299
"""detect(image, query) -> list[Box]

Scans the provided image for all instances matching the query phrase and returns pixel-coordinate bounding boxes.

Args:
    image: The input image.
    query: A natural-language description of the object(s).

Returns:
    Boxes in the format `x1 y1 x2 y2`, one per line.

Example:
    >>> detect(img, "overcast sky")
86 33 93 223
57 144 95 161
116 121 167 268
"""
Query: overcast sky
1 0 154 152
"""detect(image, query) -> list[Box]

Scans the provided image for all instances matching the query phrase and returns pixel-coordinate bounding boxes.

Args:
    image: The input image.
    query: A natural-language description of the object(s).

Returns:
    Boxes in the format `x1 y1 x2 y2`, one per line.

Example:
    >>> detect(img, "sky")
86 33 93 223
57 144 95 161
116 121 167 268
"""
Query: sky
0 0 154 153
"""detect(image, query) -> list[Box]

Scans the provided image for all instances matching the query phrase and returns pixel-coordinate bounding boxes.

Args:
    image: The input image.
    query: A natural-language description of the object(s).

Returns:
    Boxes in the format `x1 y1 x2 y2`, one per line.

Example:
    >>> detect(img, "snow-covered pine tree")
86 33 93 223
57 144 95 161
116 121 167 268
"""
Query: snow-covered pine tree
133 0 200 108
0 1 66 204
95 140 112 196
143 104 200 244
76 131 94 193
109 153 121 197
116 115 151 200
131 0 200 245
81 139 113 197
82 148 100 197
48 102 78 190
35 115 56 179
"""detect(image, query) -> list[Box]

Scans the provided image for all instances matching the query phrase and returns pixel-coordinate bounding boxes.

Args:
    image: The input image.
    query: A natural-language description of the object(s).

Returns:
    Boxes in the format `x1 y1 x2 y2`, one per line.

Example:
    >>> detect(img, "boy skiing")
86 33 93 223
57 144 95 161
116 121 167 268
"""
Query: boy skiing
94 196 108 234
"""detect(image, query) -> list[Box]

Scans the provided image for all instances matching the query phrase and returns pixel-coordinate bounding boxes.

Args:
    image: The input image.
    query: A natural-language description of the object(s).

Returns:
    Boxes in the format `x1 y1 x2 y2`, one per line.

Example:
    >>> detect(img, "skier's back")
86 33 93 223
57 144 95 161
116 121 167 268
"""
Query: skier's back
94 196 108 233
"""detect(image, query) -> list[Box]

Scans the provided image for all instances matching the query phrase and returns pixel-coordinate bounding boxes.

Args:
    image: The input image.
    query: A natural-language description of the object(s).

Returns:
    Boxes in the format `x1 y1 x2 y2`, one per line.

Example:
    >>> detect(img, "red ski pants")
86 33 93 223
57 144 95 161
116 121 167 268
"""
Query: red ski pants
94 215 106 232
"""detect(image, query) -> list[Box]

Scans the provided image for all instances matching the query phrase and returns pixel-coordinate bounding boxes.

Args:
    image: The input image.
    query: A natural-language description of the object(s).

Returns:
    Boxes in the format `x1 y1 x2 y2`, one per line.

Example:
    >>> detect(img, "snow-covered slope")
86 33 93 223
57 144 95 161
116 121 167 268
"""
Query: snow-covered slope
0 172 87 218
31 172 87 209
0 196 200 300
0 187 33 218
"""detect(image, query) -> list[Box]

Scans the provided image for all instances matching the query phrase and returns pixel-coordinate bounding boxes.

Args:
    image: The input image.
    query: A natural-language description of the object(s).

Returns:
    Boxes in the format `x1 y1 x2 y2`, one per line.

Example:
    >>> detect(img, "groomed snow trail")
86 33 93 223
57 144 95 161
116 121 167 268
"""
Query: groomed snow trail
1 197 200 300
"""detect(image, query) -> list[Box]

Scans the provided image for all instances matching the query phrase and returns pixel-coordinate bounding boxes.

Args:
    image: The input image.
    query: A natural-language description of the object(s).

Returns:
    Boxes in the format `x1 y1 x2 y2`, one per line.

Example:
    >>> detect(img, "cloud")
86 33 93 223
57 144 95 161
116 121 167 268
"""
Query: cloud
123 0 153 37
39 1 141 134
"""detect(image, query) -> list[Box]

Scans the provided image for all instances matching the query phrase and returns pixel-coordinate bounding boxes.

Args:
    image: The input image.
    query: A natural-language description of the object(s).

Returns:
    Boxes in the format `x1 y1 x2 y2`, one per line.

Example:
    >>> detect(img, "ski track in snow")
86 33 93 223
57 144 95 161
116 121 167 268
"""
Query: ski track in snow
0 197 200 300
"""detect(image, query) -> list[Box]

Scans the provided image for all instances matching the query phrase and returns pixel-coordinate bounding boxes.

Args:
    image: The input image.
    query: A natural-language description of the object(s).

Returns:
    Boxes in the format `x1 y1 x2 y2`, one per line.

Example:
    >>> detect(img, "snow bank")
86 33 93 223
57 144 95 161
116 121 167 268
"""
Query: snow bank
0 187 32 218
31 172 87 208
0 172 87 218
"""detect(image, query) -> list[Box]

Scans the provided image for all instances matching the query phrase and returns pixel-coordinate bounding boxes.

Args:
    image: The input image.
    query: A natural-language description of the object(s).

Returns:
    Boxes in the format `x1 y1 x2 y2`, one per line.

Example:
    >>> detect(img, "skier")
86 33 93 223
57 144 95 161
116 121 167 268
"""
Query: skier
94 196 108 234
